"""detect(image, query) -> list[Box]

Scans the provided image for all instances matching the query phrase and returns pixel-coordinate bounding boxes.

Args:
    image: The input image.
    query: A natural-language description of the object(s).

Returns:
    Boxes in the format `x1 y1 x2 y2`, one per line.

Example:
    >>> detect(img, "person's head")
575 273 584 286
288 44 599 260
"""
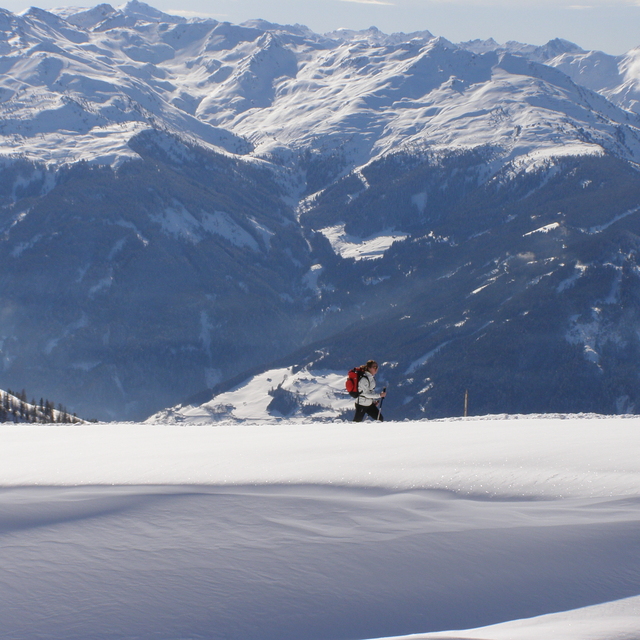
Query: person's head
365 360 379 374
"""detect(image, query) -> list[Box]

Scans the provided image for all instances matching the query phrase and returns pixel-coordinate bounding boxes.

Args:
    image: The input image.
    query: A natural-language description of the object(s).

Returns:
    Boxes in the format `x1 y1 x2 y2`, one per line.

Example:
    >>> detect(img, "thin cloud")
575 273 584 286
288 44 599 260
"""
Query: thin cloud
421 0 639 5
338 0 395 5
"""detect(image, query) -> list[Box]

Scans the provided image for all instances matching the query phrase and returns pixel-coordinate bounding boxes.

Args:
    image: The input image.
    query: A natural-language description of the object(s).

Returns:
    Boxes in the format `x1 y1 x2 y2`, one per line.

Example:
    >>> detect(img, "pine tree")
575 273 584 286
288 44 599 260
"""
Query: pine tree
45 400 54 423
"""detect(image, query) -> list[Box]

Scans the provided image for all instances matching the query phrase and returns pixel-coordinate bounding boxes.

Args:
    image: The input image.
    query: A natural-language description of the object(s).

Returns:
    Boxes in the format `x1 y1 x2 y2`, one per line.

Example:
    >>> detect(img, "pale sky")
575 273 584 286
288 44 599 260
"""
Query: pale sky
3 0 639 55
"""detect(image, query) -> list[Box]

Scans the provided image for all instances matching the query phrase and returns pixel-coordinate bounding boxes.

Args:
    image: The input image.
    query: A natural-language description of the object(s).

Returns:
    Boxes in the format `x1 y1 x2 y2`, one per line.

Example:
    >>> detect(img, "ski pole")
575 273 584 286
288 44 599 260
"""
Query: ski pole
377 387 386 421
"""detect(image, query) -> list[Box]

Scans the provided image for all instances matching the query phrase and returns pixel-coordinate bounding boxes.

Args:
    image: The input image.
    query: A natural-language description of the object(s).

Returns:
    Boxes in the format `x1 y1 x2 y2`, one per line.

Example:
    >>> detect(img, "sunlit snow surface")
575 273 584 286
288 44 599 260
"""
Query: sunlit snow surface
1 416 639 640
154 366 354 423
318 224 409 261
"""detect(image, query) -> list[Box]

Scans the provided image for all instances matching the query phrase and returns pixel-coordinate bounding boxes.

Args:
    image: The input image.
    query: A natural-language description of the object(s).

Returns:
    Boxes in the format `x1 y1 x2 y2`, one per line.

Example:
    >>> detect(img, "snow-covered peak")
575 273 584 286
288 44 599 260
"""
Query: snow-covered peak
534 37 585 61
21 6 81 31
532 41 640 117
325 25 385 43
550 49 622 92
21 5 63 21
79 0 185 31
458 37 583 61
17 6 89 43
52 3 117 29
458 37 502 54
325 25 434 46
240 19 316 40
118 0 184 24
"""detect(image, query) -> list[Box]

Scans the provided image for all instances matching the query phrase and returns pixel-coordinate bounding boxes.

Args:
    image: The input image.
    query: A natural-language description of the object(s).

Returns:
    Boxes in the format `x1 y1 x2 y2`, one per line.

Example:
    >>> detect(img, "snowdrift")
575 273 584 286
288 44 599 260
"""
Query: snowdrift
1 414 639 640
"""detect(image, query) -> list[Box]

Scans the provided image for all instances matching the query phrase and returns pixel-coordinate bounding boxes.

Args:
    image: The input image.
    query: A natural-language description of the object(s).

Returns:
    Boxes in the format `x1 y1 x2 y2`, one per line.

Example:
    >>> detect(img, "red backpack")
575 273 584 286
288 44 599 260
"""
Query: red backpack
345 366 366 398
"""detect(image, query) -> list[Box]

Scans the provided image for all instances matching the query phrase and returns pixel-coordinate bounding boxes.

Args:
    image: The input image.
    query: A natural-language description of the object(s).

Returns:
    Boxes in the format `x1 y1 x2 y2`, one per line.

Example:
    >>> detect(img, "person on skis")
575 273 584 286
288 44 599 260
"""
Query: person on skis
353 360 386 422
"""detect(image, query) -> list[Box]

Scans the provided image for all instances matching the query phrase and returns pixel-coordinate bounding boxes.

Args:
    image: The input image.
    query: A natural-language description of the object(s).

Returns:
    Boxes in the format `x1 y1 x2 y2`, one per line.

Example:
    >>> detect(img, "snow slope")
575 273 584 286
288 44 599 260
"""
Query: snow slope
383 596 640 640
1 415 639 640
150 366 355 423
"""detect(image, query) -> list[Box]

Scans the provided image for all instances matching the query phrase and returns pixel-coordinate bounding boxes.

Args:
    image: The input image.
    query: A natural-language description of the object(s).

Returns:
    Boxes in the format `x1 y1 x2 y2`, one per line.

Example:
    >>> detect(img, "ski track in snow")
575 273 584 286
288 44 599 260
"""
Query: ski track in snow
1 416 640 640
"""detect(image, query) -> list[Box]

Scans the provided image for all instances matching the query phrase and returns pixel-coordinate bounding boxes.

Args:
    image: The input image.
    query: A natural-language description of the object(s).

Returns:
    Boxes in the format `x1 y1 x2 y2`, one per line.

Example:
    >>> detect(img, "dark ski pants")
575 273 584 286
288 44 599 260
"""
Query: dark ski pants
353 403 383 422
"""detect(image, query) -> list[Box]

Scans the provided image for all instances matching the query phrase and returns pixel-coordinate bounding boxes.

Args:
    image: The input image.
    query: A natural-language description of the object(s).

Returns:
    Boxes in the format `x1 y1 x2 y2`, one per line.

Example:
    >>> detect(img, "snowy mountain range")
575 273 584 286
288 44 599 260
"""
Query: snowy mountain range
3 1 640 420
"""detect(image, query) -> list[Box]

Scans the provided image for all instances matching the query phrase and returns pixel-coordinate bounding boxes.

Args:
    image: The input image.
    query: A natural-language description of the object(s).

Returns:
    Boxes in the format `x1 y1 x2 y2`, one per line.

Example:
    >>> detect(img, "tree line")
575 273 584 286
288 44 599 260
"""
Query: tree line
0 389 83 424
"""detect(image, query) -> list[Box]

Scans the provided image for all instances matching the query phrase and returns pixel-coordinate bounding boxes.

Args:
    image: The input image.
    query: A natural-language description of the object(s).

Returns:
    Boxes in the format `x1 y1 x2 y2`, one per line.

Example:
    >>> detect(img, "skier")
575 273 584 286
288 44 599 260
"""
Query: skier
353 360 386 422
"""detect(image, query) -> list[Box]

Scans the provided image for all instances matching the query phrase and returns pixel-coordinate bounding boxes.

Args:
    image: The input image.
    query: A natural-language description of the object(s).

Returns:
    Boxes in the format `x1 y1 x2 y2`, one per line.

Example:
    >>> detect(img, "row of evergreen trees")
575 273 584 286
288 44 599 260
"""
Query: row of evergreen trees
0 389 83 424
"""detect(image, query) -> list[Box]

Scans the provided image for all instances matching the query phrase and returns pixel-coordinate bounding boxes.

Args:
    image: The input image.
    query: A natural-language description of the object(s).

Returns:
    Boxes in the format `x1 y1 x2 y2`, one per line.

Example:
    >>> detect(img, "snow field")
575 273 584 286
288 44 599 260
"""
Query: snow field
1 415 639 640
1 416 639 497
381 595 640 640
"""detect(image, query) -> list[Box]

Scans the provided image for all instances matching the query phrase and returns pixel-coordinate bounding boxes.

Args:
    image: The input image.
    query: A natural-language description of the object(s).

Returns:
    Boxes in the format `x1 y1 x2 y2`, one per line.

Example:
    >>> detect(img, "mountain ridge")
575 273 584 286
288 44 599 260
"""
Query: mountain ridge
3 1 640 175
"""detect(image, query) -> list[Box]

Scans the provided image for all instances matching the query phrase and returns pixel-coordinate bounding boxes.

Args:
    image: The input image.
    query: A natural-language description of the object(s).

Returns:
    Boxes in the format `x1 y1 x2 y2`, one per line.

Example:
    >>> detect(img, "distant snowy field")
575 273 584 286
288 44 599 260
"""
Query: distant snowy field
1 415 639 640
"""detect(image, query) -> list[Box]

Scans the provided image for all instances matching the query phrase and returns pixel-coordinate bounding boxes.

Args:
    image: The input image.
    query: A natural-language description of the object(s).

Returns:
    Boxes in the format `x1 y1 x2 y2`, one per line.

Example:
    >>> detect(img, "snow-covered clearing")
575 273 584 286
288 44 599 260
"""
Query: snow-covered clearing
318 224 409 261
1 415 639 640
